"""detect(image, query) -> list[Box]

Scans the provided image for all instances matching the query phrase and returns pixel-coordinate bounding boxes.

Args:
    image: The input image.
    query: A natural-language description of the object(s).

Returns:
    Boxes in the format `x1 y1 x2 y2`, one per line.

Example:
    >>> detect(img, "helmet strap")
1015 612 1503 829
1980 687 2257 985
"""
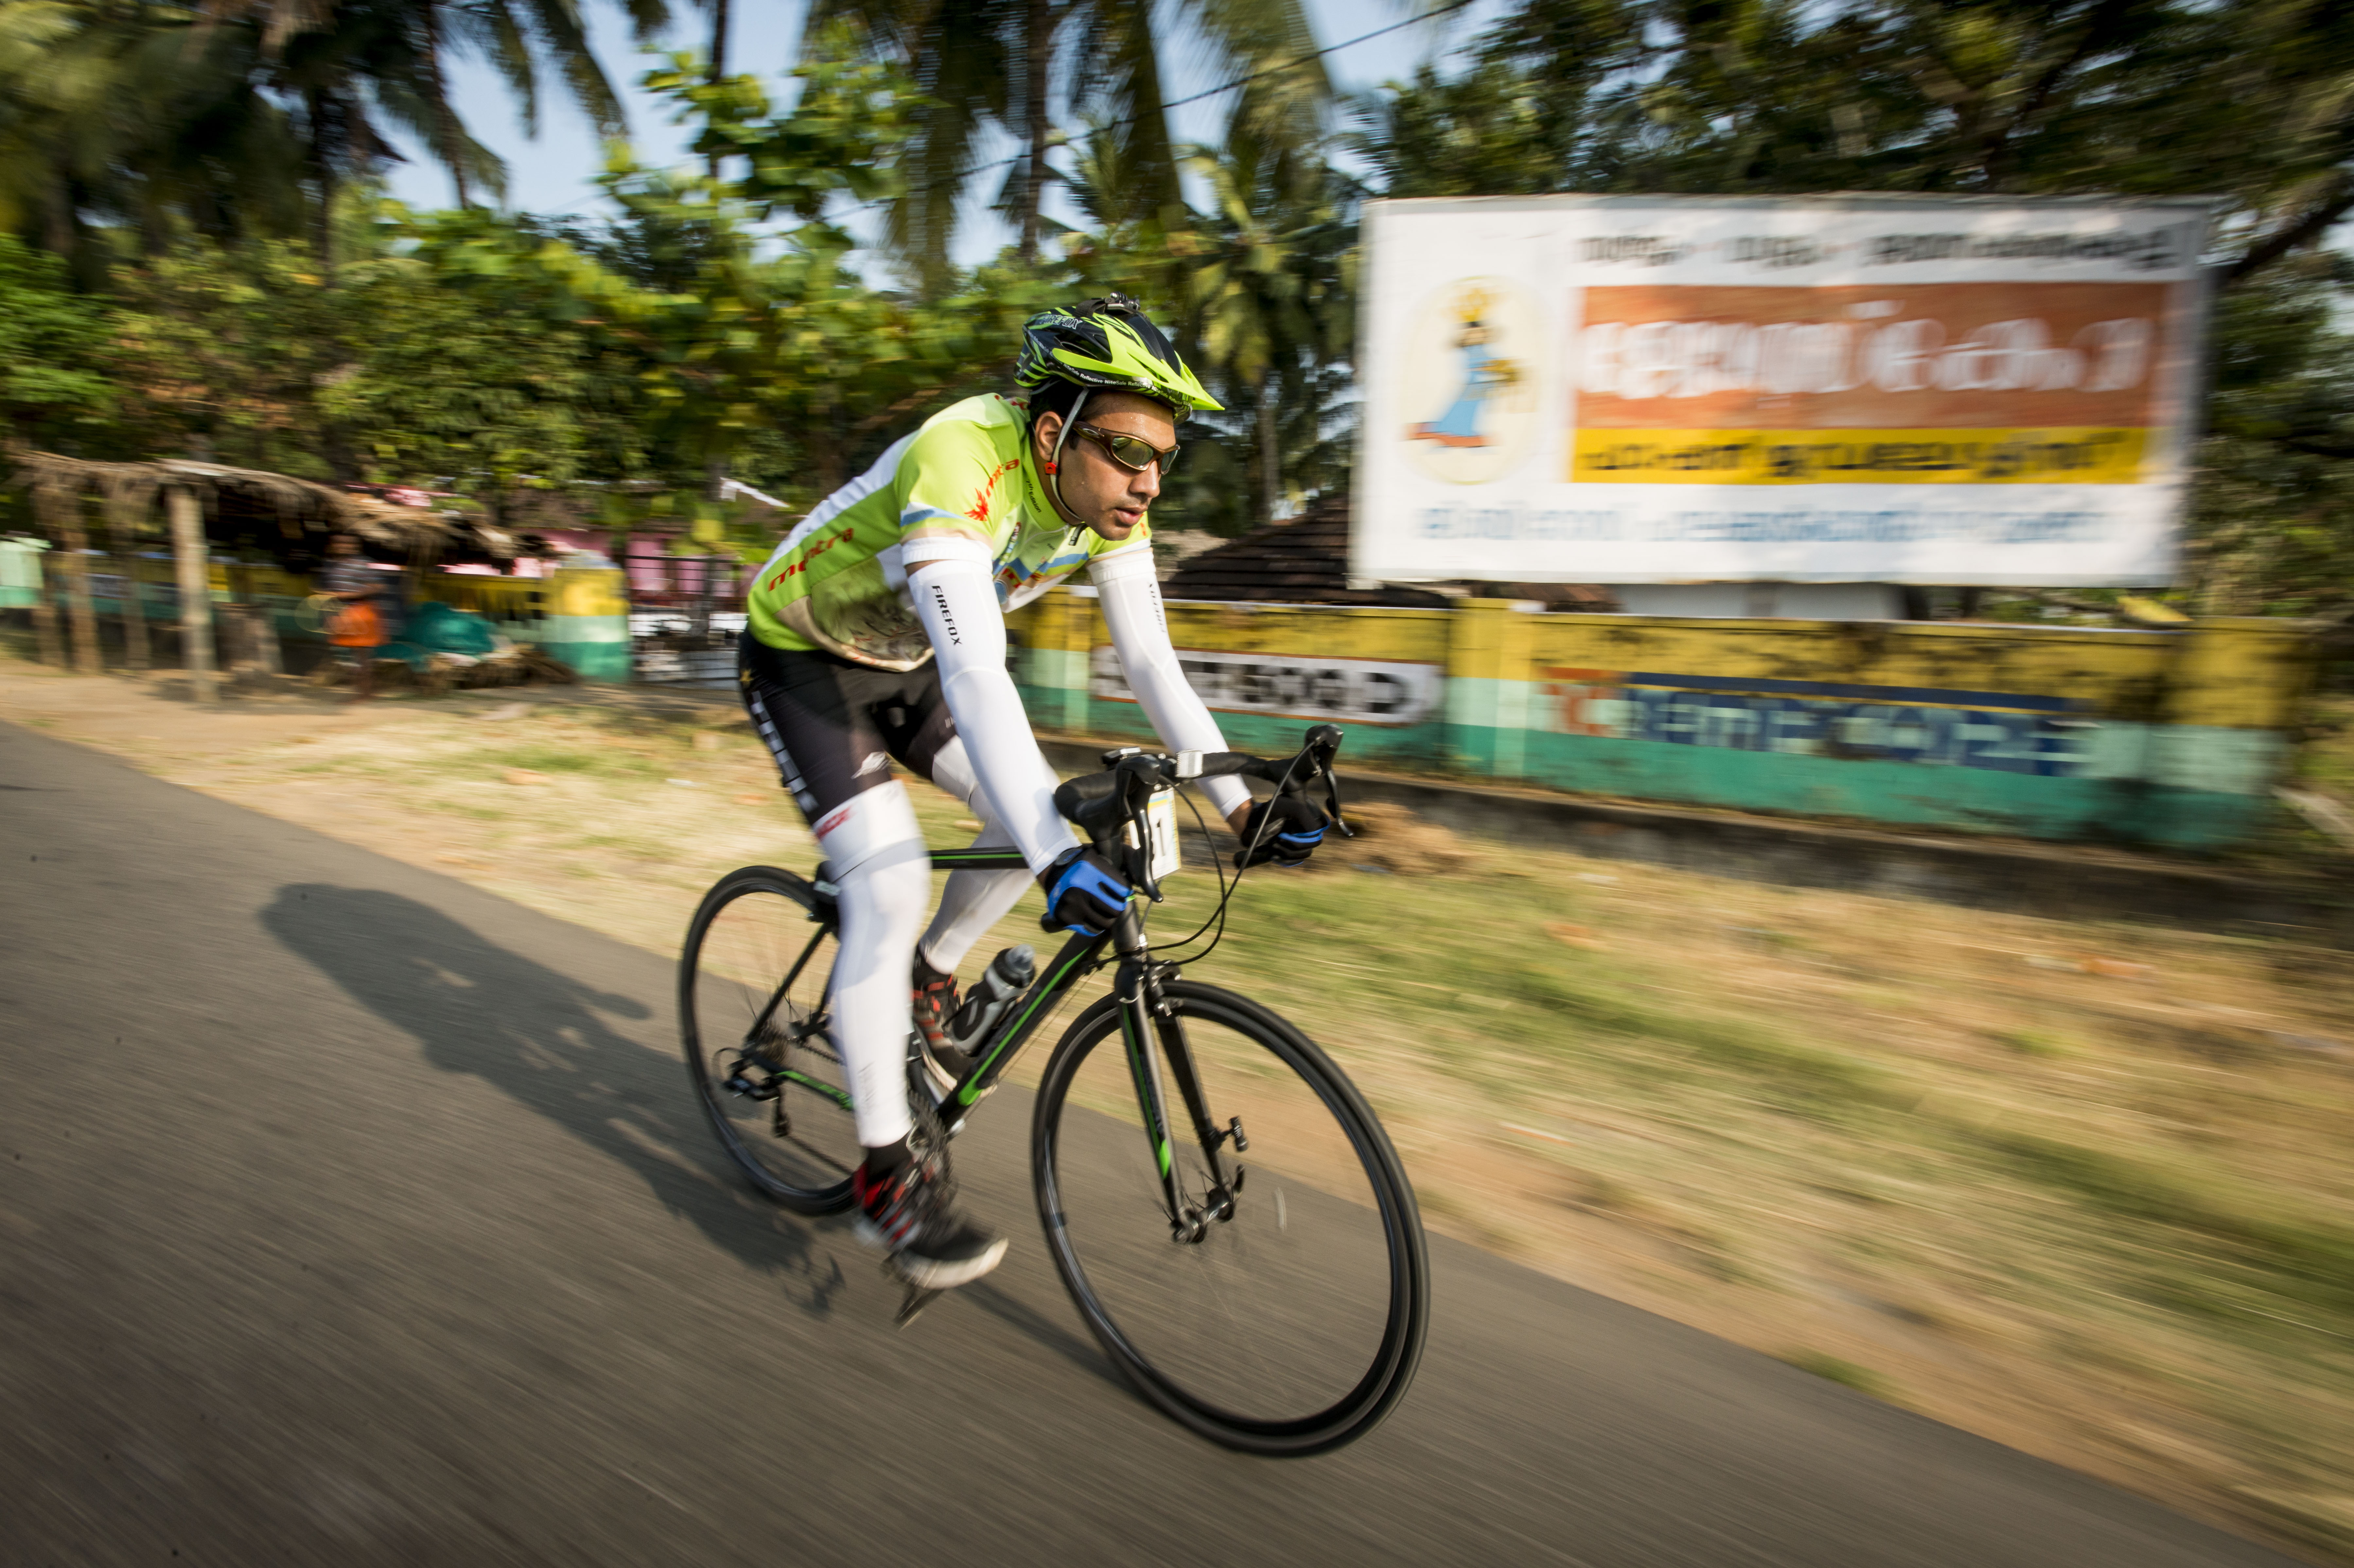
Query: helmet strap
1044 387 1091 524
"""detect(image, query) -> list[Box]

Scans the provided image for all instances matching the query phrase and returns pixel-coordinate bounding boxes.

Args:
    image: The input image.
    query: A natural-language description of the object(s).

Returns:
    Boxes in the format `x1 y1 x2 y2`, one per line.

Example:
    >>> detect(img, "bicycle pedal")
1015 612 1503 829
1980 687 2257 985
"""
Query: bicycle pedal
894 1282 942 1329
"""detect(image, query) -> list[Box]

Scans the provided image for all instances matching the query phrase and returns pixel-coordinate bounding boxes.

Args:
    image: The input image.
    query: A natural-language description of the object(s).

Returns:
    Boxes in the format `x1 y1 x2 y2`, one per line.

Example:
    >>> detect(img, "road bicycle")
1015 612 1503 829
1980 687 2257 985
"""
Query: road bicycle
678 725 1430 1455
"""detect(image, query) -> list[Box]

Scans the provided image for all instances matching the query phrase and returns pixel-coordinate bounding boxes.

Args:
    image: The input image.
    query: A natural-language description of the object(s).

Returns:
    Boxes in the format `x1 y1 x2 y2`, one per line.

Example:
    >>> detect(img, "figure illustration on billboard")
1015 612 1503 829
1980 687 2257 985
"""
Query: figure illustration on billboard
1408 288 1521 449
1398 277 1543 486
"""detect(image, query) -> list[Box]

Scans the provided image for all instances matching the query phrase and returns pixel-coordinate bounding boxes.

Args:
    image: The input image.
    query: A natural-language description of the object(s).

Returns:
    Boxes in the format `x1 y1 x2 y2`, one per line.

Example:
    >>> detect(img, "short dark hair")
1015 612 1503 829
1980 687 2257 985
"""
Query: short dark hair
1024 378 1088 430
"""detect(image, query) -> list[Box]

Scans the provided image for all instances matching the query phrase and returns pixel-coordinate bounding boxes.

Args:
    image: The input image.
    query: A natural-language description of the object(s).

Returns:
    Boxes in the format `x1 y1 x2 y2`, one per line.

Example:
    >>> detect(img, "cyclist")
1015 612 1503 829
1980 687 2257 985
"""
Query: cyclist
737 296 1328 1291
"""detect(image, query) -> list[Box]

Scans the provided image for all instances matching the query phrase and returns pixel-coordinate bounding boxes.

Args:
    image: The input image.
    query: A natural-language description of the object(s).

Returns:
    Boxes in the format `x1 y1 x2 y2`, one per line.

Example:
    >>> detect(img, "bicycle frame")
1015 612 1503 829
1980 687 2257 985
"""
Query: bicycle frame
787 720 1346 1230
806 842 1236 1235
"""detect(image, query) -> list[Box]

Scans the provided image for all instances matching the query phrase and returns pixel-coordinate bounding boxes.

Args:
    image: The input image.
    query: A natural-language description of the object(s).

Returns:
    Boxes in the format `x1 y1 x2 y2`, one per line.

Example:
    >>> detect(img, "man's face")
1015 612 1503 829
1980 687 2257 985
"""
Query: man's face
328 536 356 558
1034 391 1178 541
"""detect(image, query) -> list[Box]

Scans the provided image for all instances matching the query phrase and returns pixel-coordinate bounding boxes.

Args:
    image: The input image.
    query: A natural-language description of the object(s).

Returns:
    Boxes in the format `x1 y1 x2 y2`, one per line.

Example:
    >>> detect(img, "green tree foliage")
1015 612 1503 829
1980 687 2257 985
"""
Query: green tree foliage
0 234 115 445
0 0 668 276
106 238 366 474
323 253 652 507
2190 255 2354 619
96 218 651 511
0 0 301 282
1357 0 2354 272
395 37 1068 551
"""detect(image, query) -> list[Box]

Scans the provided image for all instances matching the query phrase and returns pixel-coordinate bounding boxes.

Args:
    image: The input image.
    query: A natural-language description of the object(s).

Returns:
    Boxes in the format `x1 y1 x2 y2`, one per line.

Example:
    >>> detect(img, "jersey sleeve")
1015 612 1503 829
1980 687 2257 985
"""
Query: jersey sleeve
909 554 1080 873
1089 546 1251 820
893 417 1027 550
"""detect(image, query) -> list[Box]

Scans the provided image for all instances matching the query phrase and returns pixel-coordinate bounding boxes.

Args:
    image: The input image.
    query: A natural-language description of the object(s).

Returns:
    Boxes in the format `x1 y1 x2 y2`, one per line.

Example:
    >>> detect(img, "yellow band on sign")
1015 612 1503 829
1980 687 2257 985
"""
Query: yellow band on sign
1570 427 2148 484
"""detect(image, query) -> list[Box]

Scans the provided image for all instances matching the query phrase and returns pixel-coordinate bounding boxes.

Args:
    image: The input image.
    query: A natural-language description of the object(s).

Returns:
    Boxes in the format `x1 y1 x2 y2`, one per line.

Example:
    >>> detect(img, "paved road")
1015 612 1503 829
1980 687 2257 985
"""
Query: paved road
0 720 2299 1568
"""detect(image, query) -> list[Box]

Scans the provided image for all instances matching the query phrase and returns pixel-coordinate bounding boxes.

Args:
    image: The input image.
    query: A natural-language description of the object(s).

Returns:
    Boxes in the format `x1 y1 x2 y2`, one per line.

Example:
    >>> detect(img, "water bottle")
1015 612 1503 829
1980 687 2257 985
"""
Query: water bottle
949 945 1035 1047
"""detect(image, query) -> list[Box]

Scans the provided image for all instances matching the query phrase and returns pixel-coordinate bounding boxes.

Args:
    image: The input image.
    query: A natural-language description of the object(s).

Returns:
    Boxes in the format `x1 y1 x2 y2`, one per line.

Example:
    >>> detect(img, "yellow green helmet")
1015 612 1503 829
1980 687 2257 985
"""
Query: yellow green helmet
1015 295 1223 417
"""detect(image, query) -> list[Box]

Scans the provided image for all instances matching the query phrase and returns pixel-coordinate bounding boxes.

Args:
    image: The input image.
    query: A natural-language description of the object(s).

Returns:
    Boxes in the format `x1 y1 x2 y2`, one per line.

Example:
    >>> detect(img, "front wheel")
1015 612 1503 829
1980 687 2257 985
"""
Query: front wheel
1033 980 1429 1454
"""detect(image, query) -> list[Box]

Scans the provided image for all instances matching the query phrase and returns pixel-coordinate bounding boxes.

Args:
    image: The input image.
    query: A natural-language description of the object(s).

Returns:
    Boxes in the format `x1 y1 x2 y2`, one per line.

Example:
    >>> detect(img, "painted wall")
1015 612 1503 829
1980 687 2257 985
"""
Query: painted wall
1007 590 2312 851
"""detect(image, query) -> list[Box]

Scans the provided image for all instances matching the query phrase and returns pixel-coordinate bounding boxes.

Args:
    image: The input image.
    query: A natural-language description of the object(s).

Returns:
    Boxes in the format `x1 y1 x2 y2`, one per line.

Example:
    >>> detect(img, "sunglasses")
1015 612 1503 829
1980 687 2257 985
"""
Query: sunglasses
1071 424 1182 476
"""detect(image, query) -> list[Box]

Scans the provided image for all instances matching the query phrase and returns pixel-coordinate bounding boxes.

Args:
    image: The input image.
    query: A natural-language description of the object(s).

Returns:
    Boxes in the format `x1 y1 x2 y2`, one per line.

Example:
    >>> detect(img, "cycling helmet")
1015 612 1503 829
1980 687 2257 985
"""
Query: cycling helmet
1015 295 1223 417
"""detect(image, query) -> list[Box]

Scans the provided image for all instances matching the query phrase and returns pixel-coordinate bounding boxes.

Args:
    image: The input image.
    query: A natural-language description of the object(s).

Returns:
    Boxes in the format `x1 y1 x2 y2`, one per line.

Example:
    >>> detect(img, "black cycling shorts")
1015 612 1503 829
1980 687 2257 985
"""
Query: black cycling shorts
737 629 956 825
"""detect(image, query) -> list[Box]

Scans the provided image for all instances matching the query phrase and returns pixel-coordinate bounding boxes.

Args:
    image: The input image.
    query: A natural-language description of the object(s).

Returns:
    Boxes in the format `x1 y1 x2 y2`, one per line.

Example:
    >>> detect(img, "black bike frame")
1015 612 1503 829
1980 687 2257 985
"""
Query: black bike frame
846 843 1233 1228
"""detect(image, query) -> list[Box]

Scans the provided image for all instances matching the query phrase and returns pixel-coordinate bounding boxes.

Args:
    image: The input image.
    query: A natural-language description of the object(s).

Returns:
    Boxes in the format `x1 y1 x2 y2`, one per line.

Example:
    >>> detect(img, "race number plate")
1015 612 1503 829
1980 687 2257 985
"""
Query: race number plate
1124 785 1182 884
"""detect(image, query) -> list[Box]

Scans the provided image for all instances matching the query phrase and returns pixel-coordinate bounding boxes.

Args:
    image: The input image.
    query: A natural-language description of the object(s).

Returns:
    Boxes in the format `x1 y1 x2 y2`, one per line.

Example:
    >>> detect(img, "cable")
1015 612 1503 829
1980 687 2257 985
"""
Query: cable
536 2 1474 227
1146 782 1237 965
1152 745 1316 969
831 0 1482 218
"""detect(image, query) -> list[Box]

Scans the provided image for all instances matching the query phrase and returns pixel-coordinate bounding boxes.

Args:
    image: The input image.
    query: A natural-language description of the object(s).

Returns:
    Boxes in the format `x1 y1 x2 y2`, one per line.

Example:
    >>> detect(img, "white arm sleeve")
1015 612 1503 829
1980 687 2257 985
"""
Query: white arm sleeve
907 551 1080 875
1089 546 1252 820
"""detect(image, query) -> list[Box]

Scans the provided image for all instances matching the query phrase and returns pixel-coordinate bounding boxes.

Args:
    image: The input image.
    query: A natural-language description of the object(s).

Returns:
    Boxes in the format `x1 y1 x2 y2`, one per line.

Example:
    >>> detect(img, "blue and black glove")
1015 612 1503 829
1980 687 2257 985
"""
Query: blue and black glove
1237 795 1328 869
1041 847 1133 935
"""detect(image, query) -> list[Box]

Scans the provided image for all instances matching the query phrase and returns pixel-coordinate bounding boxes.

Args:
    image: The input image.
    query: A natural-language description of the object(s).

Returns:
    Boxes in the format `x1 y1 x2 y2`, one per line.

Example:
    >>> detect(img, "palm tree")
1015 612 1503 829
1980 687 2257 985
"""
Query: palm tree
1174 93 1353 529
0 0 672 276
796 0 1012 293
0 0 302 281
271 0 670 224
799 0 1328 291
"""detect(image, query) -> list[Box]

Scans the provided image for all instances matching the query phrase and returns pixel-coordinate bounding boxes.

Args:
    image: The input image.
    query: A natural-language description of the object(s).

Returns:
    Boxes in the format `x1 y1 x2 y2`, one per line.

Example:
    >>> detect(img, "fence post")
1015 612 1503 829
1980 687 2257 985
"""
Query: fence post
31 547 63 667
34 477 103 675
167 485 218 702
104 476 155 672
1443 598 1538 778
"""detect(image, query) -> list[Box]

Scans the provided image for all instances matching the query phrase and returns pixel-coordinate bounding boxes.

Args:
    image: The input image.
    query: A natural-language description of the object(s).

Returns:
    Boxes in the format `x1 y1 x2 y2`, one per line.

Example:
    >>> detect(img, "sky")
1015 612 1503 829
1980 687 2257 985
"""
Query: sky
381 0 1502 262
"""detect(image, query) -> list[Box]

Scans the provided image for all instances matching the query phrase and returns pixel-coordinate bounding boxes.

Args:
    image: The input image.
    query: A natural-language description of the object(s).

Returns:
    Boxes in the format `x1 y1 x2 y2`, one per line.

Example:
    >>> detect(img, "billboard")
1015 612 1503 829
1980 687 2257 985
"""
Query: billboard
1353 195 2215 587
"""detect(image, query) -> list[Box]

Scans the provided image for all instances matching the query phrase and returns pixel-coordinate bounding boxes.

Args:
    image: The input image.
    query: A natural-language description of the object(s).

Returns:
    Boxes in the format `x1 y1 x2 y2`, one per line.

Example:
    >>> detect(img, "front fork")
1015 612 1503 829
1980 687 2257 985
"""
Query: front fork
1111 911 1245 1243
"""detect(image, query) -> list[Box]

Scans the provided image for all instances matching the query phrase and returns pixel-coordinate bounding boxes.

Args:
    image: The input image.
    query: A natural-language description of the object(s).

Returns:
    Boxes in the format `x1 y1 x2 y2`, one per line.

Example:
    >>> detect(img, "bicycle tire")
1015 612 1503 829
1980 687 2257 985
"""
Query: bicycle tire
1032 979 1429 1455
679 866 857 1215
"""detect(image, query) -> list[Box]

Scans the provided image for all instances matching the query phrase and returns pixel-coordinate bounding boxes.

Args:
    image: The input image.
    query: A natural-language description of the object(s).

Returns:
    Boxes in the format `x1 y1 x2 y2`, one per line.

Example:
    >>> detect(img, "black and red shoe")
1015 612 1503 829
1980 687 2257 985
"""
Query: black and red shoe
852 1152 1006 1290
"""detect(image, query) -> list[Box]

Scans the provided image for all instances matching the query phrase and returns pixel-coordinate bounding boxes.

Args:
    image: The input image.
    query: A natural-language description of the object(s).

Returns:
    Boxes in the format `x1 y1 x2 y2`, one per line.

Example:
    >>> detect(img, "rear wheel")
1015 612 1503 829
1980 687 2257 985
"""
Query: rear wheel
1033 980 1428 1454
680 867 857 1214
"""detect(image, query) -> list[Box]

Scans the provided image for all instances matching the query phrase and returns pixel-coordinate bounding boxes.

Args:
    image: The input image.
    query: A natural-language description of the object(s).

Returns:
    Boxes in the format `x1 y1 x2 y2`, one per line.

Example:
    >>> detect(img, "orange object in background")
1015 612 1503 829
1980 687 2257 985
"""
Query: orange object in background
329 602 382 647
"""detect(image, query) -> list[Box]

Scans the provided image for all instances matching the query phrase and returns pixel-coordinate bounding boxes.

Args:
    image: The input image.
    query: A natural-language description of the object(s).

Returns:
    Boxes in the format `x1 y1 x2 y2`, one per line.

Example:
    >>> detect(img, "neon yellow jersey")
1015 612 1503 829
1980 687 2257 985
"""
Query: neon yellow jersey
745 394 1147 670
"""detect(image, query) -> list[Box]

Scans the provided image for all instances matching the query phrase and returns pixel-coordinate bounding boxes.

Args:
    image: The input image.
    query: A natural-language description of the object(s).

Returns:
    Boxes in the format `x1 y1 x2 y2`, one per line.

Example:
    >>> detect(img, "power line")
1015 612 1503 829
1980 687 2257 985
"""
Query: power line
839 0 1481 217
529 1 1477 222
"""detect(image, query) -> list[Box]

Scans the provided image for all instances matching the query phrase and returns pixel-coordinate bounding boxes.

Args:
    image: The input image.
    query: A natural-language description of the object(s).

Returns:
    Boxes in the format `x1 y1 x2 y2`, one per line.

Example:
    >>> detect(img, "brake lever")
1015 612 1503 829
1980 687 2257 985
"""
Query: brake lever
1322 761 1352 838
1299 724 1352 838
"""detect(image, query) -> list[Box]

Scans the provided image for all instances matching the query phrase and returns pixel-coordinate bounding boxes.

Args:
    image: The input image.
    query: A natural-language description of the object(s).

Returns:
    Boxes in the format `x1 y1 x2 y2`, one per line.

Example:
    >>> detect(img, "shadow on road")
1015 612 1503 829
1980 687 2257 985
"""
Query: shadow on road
261 882 851 1319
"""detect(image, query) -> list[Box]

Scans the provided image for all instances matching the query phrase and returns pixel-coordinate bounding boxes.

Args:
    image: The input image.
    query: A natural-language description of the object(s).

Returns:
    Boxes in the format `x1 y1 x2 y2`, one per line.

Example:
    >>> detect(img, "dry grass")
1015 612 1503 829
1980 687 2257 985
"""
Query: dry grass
9 656 2354 1562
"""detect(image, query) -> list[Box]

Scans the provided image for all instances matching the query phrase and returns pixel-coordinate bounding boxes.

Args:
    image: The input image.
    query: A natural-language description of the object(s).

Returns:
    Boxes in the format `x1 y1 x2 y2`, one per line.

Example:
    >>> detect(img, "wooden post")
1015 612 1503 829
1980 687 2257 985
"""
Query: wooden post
36 478 103 674
167 485 218 701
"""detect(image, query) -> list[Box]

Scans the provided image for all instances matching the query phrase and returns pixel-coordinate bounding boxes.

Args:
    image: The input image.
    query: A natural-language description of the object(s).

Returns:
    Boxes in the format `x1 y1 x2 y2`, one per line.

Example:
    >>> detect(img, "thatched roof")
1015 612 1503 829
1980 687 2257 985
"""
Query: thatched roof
7 452 520 563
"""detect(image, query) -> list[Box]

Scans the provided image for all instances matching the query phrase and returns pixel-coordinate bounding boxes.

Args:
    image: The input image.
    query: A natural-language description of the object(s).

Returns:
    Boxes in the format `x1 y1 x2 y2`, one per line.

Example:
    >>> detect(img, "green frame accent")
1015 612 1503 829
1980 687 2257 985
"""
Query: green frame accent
780 1069 855 1112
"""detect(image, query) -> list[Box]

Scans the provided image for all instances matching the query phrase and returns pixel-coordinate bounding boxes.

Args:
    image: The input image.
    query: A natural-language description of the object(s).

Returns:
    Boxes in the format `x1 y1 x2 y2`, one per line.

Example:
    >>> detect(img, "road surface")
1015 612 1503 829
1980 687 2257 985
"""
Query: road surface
0 719 2300 1567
